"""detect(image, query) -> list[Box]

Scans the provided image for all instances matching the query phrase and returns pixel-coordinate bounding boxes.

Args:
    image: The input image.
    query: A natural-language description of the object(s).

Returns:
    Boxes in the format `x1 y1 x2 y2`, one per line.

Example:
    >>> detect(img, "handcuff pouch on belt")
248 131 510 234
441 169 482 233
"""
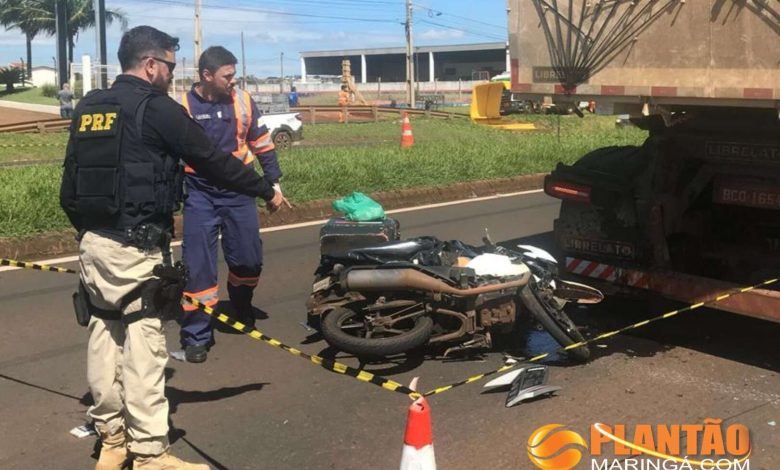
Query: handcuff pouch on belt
72 282 121 326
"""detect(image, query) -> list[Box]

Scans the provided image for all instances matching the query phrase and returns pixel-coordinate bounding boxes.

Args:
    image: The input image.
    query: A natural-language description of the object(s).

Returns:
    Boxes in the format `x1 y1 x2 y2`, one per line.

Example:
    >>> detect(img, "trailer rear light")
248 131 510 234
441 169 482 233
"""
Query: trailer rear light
295 113 302 121
545 181 592 203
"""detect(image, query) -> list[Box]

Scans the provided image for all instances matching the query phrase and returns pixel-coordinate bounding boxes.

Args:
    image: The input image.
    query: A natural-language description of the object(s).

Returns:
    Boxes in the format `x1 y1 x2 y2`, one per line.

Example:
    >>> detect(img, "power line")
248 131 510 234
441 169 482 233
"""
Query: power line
414 5 506 30
129 13 388 25
137 0 400 23
239 0 403 8
230 0 403 15
416 16 507 40
417 19 506 41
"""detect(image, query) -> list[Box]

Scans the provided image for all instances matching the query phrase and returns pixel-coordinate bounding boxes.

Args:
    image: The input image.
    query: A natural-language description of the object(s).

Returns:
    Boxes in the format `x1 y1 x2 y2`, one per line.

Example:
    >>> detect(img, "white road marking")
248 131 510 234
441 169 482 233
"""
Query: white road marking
0 189 544 273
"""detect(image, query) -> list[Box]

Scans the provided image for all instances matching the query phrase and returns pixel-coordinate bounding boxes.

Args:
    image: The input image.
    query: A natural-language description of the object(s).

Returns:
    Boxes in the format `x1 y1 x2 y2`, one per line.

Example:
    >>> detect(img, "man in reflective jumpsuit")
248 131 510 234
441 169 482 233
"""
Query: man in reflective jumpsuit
179 46 288 363
338 84 350 123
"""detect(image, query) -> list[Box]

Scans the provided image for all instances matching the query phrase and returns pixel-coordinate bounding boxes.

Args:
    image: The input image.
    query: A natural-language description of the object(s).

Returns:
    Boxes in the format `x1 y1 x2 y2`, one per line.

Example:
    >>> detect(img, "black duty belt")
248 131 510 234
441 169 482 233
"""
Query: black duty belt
88 224 172 251
124 223 171 251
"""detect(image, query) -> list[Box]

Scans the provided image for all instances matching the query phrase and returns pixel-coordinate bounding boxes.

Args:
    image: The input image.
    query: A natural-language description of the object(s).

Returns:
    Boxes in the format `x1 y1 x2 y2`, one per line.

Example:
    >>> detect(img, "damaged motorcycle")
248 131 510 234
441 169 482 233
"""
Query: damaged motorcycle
306 224 603 362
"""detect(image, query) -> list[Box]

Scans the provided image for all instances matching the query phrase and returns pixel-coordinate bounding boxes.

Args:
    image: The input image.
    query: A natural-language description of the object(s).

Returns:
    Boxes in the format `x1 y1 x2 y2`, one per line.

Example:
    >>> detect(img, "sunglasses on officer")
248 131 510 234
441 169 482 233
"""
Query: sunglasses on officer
143 56 176 73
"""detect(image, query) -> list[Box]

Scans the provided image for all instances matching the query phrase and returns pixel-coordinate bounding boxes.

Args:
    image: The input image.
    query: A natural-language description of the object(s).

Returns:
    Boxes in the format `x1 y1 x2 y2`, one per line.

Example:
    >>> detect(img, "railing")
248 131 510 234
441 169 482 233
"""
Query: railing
0 106 468 134
289 105 468 124
0 118 70 134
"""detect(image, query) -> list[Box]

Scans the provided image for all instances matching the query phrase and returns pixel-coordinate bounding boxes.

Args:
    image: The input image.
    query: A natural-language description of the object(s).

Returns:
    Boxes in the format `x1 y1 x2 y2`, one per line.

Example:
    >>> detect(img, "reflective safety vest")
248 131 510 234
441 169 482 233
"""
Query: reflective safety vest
62 82 183 233
180 88 255 174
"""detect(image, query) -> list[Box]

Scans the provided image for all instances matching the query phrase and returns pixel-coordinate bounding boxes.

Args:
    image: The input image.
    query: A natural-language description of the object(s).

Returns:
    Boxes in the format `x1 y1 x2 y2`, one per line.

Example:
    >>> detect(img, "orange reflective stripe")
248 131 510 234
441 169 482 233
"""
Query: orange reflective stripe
180 92 192 115
242 90 253 125
250 131 273 150
183 285 219 311
257 144 275 154
233 93 244 145
228 271 259 287
232 90 253 160
184 285 218 300
181 93 196 173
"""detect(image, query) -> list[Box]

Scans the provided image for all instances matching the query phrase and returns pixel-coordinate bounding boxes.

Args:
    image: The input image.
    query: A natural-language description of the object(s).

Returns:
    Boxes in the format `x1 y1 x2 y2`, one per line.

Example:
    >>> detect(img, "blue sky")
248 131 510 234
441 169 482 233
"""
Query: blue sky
0 0 508 78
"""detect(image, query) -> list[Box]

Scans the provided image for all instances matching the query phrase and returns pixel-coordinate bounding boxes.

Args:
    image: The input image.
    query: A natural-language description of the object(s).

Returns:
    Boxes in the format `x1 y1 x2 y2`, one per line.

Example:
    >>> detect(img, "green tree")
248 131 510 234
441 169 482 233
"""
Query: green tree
0 66 24 91
0 0 45 79
1 0 127 75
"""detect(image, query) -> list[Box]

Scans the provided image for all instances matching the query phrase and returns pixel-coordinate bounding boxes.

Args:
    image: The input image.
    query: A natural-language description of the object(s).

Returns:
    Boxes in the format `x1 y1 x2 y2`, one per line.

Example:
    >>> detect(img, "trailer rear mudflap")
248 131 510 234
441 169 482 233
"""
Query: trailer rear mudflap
563 257 780 323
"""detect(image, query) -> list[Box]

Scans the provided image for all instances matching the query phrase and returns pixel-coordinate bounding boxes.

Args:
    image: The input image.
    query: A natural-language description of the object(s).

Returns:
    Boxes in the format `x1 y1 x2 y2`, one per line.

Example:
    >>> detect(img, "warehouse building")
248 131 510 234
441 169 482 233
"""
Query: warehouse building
299 42 508 83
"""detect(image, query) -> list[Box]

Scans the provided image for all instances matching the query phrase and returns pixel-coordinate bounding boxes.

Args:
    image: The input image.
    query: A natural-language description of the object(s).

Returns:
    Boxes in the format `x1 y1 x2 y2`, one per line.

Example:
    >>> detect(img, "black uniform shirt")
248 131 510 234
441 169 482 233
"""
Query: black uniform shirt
119 75 275 201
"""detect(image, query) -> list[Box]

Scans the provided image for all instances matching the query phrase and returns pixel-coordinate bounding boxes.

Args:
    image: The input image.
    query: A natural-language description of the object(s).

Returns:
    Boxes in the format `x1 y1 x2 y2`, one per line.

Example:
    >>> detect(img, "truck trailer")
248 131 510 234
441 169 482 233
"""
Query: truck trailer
507 0 780 322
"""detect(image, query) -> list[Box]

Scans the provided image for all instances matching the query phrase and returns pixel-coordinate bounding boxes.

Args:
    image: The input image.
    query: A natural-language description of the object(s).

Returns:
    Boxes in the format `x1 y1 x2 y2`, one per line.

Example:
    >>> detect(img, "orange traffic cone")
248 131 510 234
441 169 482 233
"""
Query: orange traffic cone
399 395 436 470
400 112 415 148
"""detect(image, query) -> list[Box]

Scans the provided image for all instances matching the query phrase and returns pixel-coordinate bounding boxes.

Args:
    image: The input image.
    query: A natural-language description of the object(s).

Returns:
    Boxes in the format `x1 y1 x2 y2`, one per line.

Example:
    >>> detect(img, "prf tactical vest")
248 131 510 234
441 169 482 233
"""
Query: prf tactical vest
67 83 183 233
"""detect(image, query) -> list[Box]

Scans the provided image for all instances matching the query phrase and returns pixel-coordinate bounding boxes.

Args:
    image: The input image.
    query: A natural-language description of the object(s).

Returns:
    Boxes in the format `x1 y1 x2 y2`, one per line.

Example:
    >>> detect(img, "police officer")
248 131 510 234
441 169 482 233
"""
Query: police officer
177 46 289 363
60 26 284 470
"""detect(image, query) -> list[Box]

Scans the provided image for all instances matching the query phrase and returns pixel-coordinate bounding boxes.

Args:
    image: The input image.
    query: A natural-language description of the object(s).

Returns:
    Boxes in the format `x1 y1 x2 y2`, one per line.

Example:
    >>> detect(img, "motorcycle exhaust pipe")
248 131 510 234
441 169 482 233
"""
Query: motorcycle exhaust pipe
342 268 530 296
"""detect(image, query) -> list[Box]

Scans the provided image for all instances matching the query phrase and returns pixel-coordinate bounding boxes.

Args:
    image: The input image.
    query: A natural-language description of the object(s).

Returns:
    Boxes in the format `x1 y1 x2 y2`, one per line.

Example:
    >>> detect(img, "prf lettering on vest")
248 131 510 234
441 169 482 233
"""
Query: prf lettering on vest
79 112 117 132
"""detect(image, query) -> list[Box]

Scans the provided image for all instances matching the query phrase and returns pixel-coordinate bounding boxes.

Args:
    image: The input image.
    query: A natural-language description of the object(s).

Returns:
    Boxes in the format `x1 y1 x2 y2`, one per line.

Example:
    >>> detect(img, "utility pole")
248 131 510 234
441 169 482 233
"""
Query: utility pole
280 52 284 93
94 0 107 88
194 0 202 61
55 0 68 87
240 32 246 90
405 0 415 108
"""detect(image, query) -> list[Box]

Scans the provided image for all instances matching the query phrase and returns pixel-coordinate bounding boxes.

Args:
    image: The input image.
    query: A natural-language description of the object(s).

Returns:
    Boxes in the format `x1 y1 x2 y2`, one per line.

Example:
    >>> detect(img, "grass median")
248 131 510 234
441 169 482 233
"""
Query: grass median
0 115 646 238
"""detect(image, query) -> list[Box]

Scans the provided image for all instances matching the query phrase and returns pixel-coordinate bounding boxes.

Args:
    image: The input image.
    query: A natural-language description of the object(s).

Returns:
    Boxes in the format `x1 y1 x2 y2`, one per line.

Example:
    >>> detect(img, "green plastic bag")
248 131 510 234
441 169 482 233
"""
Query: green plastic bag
332 192 385 221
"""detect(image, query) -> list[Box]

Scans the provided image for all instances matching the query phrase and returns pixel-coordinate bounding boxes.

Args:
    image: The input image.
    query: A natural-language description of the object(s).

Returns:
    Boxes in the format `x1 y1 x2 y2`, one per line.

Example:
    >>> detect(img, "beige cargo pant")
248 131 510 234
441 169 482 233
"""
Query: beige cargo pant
79 231 169 456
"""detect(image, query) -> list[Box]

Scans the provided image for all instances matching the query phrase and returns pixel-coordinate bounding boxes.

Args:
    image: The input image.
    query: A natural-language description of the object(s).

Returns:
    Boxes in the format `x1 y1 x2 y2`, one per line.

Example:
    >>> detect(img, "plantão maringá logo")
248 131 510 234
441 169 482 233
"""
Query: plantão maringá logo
527 424 588 470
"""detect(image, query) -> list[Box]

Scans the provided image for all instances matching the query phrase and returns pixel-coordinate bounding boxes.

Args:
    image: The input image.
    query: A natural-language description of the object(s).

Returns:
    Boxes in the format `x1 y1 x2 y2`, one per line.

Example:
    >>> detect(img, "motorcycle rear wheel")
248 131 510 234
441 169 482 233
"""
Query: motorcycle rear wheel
321 306 433 357
520 282 591 362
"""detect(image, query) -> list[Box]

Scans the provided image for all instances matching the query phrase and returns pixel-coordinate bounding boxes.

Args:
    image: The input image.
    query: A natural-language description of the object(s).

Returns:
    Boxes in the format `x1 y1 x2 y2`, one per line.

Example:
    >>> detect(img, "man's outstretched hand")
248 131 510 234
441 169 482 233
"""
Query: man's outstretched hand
266 190 292 213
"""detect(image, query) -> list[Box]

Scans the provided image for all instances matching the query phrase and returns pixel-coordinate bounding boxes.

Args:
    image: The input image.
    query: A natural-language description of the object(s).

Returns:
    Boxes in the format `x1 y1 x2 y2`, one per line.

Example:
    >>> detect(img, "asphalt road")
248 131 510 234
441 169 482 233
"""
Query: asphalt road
0 192 777 470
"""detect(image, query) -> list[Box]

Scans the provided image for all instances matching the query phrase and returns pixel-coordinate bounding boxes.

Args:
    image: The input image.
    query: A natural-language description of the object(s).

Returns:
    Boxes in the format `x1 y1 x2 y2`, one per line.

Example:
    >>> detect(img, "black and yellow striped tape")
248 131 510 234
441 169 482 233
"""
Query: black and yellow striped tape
420 276 778 397
1 258 77 274
183 295 418 398
0 143 64 148
3 256 776 400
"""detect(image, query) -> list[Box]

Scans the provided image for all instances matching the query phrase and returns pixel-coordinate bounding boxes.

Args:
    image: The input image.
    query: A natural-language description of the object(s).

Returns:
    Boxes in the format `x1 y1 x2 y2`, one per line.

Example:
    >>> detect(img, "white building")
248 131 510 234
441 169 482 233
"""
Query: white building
30 66 56 88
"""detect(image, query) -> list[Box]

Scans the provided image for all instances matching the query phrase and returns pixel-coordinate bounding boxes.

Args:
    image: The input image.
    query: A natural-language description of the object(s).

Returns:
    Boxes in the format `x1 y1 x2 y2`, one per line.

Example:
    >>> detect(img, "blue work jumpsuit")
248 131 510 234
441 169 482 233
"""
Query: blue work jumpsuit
179 87 282 348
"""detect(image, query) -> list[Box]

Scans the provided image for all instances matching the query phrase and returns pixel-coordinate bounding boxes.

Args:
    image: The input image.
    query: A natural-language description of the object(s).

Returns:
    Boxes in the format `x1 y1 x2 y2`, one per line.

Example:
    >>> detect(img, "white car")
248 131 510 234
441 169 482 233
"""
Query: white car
259 112 303 151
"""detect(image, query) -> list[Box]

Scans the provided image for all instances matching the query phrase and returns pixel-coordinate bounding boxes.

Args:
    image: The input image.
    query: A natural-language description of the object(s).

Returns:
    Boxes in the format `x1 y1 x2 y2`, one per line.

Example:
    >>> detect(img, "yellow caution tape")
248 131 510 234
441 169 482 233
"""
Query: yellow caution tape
0 143 64 148
420 277 778 397
4 256 775 400
1 258 77 274
182 295 418 397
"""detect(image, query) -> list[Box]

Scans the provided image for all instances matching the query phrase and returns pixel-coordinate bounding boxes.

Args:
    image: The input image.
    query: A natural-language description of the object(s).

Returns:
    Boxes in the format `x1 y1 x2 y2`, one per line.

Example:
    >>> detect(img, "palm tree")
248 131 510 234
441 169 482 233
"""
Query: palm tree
0 0 45 80
0 66 24 91
3 0 127 75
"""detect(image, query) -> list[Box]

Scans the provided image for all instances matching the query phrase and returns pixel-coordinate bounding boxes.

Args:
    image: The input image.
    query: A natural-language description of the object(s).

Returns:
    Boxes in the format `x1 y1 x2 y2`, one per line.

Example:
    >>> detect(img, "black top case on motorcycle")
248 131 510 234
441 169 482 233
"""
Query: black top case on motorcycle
319 217 401 255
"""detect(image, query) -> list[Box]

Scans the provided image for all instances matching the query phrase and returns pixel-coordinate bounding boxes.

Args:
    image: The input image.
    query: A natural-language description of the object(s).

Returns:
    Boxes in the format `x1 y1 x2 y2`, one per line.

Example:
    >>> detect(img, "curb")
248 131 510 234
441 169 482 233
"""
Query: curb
0 173 545 261
0 100 60 114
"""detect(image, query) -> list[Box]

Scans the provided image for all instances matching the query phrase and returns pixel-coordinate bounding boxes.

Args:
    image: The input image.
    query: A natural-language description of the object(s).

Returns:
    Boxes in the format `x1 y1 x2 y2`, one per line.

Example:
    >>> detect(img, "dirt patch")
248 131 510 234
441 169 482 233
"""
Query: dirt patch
0 174 545 261
0 106 59 126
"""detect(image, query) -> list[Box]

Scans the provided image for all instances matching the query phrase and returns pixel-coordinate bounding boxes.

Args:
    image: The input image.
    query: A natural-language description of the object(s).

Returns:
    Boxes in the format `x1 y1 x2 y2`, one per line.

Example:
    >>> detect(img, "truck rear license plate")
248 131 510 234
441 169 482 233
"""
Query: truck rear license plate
714 180 780 210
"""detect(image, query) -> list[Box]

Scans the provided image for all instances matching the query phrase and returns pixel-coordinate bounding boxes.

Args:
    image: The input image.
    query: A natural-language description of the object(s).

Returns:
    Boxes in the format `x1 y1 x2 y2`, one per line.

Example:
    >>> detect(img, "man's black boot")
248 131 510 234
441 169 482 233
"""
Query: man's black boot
184 344 208 363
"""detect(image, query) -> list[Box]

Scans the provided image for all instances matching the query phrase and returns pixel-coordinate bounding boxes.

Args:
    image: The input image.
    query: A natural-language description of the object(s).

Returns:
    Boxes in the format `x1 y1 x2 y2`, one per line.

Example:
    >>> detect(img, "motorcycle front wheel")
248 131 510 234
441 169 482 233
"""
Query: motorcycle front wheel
519 282 591 362
321 306 433 357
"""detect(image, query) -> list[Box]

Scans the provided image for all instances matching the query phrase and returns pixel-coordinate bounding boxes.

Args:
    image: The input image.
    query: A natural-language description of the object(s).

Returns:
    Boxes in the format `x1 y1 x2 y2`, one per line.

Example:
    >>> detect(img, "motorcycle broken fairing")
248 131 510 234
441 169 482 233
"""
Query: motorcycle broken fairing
306 230 603 362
